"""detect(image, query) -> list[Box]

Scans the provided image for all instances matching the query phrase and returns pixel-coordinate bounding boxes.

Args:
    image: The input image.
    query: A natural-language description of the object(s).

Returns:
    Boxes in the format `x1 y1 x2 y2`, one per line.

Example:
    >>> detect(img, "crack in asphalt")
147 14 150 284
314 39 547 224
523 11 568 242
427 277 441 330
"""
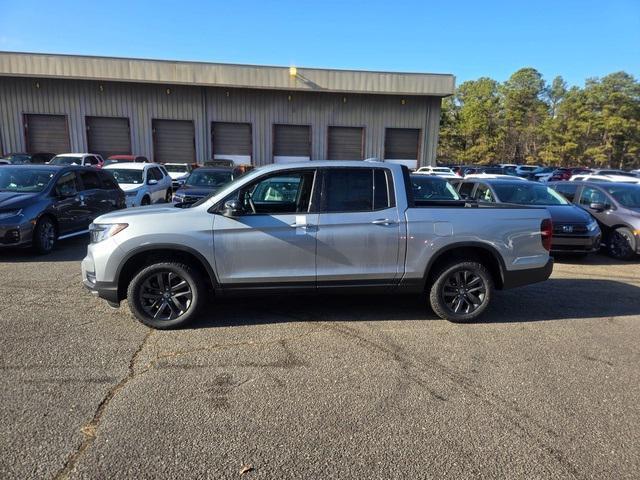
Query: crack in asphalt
52 329 154 480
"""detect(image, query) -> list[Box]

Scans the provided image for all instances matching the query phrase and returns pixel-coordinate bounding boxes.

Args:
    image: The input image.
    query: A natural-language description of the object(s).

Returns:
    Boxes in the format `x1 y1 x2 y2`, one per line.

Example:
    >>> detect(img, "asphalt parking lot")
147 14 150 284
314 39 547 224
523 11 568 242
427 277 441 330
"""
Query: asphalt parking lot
1 239 639 479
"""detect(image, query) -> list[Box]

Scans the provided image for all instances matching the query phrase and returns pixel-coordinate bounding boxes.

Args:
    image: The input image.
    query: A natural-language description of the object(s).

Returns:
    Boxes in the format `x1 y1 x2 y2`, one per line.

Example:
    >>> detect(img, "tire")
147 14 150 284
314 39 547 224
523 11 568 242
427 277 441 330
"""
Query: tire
164 189 172 203
32 216 57 254
429 261 493 323
127 262 205 329
141 196 151 206
607 227 637 260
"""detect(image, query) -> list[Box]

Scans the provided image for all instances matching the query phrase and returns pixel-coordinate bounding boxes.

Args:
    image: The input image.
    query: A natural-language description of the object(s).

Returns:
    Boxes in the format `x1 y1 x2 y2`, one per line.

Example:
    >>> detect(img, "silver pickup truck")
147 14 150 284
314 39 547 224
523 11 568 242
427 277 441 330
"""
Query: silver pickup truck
82 161 553 329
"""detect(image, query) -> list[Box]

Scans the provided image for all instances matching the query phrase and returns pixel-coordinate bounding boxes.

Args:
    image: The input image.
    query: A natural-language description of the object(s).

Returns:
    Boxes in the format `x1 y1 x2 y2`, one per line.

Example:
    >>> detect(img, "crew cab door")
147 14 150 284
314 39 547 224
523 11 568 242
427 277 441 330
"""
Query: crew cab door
212 169 318 286
51 171 89 234
315 167 401 283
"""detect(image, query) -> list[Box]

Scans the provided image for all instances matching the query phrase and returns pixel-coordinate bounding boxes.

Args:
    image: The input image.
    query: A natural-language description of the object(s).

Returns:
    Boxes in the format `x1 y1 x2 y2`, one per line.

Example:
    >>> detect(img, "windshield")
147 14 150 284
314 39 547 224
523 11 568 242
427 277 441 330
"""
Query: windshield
186 170 233 188
1 154 31 164
432 168 453 173
411 176 461 201
107 169 144 184
0 168 54 193
493 183 569 205
165 164 189 173
50 156 83 166
603 185 640 208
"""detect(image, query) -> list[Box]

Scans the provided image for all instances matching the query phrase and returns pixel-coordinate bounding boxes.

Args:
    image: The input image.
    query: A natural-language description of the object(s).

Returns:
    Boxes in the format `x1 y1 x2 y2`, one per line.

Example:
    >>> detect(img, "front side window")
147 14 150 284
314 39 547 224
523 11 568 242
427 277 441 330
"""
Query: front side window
579 187 609 207
55 172 79 196
603 185 640 208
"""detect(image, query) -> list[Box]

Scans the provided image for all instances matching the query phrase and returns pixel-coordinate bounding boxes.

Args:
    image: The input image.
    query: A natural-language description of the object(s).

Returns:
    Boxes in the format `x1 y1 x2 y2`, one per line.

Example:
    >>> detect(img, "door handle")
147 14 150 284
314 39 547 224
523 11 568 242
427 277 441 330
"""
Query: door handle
371 218 396 225
289 223 315 229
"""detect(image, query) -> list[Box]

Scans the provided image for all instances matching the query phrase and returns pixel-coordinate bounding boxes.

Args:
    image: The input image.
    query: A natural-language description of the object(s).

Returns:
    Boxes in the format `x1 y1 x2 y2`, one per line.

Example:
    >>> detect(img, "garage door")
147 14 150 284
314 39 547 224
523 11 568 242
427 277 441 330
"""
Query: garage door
86 116 131 159
384 128 420 170
24 114 70 154
327 126 363 160
152 119 195 163
212 122 252 165
273 124 311 164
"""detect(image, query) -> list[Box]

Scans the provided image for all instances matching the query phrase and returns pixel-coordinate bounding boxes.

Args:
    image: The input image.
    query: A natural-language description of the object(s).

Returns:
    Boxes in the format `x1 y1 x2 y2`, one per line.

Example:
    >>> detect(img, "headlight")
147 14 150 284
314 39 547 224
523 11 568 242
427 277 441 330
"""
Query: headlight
125 191 139 197
586 220 599 232
89 223 128 243
0 209 22 221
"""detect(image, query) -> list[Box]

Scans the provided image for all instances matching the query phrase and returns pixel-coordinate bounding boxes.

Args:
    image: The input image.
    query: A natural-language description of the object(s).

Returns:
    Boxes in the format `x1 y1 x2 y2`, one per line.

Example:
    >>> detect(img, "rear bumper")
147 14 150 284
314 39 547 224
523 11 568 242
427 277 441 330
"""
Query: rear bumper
502 258 553 289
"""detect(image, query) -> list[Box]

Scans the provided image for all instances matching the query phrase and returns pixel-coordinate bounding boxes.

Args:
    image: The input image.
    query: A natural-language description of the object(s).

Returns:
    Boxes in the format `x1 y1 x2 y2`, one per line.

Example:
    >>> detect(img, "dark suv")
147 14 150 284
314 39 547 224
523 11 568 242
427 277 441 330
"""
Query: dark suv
549 181 640 259
0 165 125 253
0 152 56 165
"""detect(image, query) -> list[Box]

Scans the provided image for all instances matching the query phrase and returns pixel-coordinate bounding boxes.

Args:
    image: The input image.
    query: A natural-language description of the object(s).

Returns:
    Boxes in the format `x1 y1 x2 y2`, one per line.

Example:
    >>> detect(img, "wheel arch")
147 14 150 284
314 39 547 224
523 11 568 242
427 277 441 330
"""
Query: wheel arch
115 244 218 301
423 242 506 290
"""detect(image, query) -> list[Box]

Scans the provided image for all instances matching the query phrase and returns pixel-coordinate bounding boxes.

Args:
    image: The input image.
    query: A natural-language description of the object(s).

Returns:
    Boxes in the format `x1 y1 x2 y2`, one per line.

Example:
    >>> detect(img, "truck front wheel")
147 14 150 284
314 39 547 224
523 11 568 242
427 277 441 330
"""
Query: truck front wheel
127 262 205 329
429 261 493 322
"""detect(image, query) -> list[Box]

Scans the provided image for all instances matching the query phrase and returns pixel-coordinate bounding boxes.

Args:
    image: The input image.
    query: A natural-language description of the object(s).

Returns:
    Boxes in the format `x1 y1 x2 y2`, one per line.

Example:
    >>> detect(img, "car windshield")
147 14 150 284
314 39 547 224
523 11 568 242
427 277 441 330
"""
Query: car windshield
165 164 189 173
603 185 640 208
411 175 461 201
1 154 31 164
107 169 144 184
0 168 54 193
431 168 452 173
186 171 233 187
50 156 83 165
493 183 569 205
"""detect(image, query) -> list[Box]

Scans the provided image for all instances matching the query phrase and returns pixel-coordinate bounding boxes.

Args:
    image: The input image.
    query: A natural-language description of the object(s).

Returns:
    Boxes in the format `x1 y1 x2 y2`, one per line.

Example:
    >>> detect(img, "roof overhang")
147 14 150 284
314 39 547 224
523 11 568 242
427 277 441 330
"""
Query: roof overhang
0 51 455 97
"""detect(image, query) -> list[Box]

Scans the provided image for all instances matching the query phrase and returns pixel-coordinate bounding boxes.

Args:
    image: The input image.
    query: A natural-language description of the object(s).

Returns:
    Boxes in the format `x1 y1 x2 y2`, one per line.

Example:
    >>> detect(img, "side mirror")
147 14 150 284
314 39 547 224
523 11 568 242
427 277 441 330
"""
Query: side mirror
222 199 243 217
147 179 158 186
589 202 605 212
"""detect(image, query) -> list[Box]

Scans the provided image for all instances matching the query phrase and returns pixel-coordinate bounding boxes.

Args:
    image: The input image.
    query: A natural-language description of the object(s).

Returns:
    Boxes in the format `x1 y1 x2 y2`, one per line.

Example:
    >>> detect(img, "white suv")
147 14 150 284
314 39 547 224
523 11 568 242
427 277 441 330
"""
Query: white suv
49 153 104 168
415 166 457 178
163 163 193 189
104 163 172 207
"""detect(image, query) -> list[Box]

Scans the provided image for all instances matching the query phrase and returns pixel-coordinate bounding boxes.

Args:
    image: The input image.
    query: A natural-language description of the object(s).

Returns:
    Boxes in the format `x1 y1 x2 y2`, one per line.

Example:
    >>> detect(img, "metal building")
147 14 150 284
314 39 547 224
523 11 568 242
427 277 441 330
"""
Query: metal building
0 52 455 168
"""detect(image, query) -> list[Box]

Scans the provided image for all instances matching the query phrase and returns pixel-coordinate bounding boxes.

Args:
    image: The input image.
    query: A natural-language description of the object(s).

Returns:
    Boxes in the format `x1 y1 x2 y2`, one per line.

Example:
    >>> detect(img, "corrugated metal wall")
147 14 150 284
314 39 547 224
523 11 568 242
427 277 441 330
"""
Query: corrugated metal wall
0 77 441 166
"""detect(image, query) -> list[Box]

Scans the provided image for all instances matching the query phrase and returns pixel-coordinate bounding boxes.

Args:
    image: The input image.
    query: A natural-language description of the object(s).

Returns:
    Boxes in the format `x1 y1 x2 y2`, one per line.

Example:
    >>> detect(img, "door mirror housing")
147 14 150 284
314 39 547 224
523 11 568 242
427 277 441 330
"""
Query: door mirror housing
222 199 243 217
147 179 158 186
589 202 606 212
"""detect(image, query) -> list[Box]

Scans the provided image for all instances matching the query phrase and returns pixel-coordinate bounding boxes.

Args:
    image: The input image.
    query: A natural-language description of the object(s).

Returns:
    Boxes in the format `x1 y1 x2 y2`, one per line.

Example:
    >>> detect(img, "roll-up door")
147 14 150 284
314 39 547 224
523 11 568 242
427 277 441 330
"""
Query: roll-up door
152 119 195 163
273 124 311 164
212 122 252 165
383 128 420 170
24 114 70 153
327 126 363 160
86 116 131 159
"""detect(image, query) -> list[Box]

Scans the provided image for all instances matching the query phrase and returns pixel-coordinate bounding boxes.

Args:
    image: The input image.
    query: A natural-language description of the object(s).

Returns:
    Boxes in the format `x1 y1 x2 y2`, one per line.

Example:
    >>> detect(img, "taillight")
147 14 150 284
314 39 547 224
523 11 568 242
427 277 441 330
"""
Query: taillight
541 218 553 251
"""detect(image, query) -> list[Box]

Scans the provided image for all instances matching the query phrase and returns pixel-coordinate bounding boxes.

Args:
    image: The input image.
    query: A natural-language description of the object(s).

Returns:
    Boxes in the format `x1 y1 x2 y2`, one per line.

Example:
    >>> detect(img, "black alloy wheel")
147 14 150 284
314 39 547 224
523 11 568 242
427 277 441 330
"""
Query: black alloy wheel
33 217 57 254
441 269 487 315
608 227 636 260
140 271 193 321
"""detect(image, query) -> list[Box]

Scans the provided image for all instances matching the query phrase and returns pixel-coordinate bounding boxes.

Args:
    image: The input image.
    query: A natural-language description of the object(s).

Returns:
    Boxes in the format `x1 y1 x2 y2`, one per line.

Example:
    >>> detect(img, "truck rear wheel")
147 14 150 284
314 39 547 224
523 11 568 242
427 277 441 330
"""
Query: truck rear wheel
429 261 493 323
127 262 205 329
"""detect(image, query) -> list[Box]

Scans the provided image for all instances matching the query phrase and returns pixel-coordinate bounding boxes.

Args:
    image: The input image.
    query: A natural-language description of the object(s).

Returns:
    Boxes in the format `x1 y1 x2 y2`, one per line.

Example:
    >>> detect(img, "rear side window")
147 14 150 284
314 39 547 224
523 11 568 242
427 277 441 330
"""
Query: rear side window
553 183 578 202
474 184 495 202
86 156 99 166
78 170 101 190
458 182 475 198
99 171 119 190
322 168 393 213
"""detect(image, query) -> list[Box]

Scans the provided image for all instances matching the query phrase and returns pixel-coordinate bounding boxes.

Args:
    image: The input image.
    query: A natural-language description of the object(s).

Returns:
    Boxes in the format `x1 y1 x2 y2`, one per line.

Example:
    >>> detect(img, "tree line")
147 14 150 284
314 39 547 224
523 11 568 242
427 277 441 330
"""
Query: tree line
437 68 640 169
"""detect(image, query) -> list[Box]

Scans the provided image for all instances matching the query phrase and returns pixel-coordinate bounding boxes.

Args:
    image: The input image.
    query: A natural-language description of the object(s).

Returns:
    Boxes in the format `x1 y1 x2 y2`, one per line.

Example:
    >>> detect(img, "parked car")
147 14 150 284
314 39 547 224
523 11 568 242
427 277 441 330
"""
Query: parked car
549 181 640 259
49 153 104 168
105 155 149 167
463 166 505 176
410 174 462 202
0 152 56 165
590 169 637 177
570 174 640 184
104 163 172 207
548 168 592 182
163 163 194 189
0 159 9 165
456 178 601 255
527 166 556 182
0 165 125 253
515 165 540 177
173 167 234 205
414 166 458 178
82 161 553 329
464 173 528 181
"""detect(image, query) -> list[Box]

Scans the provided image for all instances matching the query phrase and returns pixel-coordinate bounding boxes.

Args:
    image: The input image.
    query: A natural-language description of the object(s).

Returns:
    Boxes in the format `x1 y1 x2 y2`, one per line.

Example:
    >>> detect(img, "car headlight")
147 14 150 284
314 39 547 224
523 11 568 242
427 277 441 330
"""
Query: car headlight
89 223 128 243
587 220 599 232
0 209 22 221
125 190 139 197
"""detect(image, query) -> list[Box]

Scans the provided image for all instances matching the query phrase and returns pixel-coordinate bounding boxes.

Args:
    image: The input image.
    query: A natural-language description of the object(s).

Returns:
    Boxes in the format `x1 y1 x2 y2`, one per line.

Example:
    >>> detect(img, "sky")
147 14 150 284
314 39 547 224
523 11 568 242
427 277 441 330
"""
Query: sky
0 0 638 88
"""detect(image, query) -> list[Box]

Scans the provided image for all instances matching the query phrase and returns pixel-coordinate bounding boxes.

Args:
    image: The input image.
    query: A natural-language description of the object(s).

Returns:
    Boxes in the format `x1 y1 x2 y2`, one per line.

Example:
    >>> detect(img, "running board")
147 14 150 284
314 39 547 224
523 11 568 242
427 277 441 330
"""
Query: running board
58 230 89 240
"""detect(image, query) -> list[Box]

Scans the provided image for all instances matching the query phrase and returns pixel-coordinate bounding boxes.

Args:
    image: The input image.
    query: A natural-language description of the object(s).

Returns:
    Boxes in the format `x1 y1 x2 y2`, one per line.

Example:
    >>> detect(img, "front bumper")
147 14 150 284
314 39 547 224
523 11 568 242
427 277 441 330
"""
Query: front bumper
551 231 602 254
502 258 553 289
0 220 33 247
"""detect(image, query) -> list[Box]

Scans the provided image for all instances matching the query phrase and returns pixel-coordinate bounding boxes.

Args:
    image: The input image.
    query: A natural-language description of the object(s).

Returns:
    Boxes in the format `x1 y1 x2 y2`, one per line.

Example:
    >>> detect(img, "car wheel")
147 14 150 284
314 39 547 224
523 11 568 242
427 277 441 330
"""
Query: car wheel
429 261 493 322
164 189 172 203
127 262 205 329
141 196 151 206
32 216 57 254
608 227 636 260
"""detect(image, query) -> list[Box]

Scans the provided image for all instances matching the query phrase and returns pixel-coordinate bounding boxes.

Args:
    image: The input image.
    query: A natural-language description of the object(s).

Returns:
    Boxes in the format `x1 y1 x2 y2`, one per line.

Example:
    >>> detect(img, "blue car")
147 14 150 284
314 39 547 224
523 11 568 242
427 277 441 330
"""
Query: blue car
172 167 234 205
